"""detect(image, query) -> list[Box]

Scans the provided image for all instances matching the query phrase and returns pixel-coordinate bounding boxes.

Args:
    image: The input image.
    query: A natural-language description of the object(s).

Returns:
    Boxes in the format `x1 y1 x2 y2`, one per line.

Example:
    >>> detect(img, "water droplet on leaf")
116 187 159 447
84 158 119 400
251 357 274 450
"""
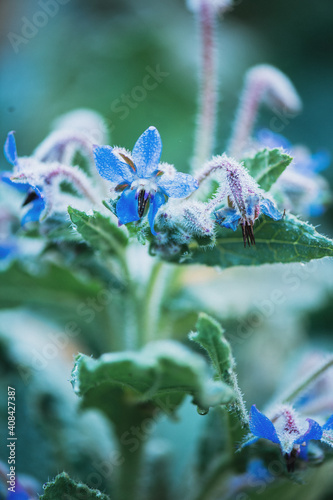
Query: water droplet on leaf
197 407 209 416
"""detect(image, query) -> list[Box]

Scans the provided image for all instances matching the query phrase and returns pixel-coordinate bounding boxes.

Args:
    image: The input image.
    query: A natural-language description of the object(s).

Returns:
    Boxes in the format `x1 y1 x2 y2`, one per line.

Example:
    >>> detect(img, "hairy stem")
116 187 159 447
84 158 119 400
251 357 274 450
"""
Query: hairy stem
227 79 263 159
193 1 218 171
45 164 99 204
282 357 333 405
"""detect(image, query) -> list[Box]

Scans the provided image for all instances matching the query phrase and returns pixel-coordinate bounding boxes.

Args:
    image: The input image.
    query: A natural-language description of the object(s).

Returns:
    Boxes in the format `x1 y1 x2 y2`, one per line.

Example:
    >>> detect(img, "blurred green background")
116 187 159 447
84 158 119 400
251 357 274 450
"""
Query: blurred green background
1 0 333 185
1 2 333 495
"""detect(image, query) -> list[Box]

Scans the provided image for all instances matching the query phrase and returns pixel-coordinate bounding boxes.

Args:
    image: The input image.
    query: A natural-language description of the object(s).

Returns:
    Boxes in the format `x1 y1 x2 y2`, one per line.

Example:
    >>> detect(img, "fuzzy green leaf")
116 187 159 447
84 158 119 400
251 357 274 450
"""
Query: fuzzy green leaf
71 341 235 421
243 148 292 191
183 214 333 269
40 472 110 500
190 313 234 380
68 207 128 255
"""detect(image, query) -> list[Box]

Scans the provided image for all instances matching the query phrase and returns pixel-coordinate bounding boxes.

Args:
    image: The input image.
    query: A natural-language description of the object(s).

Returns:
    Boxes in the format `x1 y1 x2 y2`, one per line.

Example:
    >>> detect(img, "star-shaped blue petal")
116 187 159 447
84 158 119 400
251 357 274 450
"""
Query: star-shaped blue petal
93 126 198 234
131 126 162 178
4 131 18 166
249 405 280 444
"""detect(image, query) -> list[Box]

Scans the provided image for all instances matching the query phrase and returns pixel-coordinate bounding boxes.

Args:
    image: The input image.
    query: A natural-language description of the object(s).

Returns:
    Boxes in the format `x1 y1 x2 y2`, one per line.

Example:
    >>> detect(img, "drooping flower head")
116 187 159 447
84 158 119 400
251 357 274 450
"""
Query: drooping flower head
2 130 101 225
93 126 198 235
257 129 331 217
202 154 282 246
244 404 333 472
2 132 46 225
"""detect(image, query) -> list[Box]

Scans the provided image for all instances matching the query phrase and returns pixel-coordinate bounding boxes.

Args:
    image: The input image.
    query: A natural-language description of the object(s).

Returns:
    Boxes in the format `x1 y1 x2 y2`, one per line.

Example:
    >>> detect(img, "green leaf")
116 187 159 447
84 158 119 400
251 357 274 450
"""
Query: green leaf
0 261 101 310
183 214 333 269
71 341 235 423
190 313 234 380
68 207 128 255
243 148 292 191
40 472 110 500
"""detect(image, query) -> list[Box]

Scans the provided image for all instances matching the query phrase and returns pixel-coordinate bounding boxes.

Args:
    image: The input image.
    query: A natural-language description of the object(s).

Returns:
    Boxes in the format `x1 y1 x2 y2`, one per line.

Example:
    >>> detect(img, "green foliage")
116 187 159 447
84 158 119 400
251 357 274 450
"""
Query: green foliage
71 341 235 426
68 207 128 255
0 261 101 310
40 472 110 500
243 148 292 191
184 214 333 268
190 313 234 380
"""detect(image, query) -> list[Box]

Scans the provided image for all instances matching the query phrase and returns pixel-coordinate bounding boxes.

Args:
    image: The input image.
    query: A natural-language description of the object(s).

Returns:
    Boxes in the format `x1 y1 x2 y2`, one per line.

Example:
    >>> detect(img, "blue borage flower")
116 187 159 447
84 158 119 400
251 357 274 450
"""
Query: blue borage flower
257 128 331 217
93 126 198 235
2 132 46 225
208 154 283 246
215 195 282 245
0 241 18 261
243 405 333 472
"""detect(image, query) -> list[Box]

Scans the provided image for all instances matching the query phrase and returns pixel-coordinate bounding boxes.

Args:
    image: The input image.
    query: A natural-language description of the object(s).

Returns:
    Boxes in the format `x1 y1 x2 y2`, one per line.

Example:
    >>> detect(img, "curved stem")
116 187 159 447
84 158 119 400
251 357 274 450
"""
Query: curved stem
45 164 100 204
227 79 263 159
282 357 333 405
192 1 218 172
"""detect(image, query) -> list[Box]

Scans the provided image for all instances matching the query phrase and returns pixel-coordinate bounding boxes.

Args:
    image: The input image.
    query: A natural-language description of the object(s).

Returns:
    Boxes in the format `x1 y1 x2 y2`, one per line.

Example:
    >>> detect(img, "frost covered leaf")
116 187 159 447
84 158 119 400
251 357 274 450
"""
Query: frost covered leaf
184 214 333 269
243 148 292 191
190 313 234 380
68 207 128 255
41 472 109 500
71 341 234 421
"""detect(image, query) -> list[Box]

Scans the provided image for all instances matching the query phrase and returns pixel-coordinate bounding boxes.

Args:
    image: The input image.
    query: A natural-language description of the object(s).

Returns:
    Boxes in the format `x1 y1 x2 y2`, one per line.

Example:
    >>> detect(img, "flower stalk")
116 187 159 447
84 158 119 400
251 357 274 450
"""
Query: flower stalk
193 0 218 171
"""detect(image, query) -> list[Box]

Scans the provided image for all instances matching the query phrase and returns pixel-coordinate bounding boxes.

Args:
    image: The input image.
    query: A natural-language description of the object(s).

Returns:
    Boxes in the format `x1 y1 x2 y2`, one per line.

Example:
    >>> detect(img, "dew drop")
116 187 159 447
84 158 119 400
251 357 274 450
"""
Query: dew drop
197 407 209 416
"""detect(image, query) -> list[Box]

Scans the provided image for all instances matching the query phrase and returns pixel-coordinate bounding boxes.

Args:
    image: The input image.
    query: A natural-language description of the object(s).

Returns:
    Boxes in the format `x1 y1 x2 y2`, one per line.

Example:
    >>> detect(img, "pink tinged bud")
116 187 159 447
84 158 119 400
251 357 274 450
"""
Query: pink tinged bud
187 0 232 14
246 65 302 114
225 167 247 218
228 64 302 158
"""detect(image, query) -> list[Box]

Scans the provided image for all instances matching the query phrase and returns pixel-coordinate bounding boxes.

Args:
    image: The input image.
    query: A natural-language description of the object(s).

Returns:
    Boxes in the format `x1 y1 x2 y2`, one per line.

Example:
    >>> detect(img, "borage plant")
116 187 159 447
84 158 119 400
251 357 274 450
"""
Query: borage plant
1 1 333 500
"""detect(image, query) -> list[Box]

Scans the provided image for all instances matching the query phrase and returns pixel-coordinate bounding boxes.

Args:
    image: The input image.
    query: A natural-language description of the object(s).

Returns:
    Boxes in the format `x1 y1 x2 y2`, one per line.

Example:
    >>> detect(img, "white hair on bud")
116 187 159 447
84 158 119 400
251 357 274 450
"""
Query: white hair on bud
163 199 215 237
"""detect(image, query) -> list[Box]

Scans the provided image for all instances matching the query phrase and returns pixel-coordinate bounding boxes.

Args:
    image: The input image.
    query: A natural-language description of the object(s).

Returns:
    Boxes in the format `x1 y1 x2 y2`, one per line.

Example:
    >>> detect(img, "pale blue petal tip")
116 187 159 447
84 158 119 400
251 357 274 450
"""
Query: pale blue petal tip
157 172 198 198
132 126 162 178
4 131 18 166
260 199 283 221
93 145 134 184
